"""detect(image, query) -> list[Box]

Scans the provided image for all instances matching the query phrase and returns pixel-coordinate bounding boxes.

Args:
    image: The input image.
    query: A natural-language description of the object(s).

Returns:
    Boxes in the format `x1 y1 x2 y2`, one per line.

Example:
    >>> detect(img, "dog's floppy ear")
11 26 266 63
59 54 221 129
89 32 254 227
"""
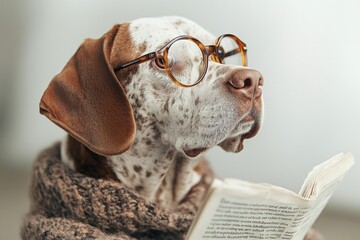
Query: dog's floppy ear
40 25 136 156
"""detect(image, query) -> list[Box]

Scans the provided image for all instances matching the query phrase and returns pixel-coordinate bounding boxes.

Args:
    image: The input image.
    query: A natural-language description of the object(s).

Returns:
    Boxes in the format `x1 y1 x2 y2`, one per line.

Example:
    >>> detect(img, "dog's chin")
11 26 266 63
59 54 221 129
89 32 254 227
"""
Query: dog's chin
219 119 261 153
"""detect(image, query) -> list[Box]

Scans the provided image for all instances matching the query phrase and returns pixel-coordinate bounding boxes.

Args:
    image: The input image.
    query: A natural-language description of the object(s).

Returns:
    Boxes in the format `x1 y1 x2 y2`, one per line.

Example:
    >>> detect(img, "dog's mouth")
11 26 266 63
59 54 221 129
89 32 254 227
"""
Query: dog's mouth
183 116 261 158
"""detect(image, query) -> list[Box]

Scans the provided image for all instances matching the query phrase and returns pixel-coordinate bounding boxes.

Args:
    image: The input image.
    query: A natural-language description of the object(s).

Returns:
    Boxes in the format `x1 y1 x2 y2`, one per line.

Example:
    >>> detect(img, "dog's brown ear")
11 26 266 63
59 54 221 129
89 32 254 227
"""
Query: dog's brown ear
40 25 136 156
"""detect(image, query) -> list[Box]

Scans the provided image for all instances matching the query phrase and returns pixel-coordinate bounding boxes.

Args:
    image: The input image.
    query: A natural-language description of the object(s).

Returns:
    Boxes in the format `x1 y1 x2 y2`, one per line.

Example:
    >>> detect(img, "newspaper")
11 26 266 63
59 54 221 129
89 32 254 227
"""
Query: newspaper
186 153 354 240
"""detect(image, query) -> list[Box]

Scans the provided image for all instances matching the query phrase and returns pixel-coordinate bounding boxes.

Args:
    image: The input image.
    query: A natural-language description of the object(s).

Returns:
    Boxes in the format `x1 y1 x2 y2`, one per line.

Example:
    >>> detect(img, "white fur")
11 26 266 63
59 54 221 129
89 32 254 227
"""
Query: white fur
61 137 74 169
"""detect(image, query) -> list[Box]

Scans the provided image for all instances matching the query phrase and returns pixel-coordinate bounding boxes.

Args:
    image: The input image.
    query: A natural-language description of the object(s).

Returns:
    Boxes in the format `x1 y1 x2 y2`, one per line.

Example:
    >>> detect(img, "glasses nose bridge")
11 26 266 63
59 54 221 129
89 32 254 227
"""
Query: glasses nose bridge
205 44 223 64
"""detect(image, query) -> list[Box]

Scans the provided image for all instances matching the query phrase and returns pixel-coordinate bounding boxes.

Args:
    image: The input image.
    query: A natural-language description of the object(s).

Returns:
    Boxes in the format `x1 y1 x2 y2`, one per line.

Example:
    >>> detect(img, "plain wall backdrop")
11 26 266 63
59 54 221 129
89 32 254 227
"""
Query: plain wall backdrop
1 0 359 212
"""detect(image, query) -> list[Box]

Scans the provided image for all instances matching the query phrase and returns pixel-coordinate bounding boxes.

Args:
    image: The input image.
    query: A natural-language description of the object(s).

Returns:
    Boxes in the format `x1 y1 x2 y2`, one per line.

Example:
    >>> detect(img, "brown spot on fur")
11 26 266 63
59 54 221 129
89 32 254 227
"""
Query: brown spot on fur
216 68 228 77
195 97 200 106
134 98 142 111
163 98 169 112
135 185 144 192
146 171 152 177
66 135 118 181
123 166 129 177
133 165 142 173
145 139 152 145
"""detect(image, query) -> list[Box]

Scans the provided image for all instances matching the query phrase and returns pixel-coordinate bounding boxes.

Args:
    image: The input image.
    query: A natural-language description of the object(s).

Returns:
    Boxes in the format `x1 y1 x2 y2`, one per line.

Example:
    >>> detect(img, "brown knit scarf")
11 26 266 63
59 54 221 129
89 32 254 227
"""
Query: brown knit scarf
21 143 214 240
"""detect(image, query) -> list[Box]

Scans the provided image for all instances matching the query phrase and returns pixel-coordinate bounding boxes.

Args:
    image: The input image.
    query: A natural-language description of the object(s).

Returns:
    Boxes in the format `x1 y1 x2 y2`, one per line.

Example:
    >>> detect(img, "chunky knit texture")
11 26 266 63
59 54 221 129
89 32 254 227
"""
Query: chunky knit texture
21 143 214 240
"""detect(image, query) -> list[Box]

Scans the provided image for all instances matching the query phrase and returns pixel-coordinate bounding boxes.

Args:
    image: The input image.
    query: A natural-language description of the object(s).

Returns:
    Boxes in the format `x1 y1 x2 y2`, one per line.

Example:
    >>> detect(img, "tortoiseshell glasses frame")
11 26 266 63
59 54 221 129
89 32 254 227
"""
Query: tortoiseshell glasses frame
114 34 247 87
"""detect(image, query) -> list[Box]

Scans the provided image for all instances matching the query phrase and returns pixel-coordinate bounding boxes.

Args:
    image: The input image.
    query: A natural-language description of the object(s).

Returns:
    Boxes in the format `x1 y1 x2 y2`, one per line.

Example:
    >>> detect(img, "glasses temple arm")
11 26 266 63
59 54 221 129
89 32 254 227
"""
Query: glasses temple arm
224 48 246 58
114 52 158 72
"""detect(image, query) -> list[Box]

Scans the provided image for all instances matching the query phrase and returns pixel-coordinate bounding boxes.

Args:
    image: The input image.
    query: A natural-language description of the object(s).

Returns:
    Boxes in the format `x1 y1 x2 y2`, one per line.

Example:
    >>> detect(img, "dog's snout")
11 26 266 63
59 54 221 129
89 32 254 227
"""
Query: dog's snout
227 69 263 98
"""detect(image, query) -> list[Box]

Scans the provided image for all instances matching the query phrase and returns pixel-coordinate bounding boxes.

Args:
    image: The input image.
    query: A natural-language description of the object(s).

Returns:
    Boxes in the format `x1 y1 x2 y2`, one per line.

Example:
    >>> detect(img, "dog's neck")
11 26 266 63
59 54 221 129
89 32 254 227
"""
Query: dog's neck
62 131 201 208
110 135 201 207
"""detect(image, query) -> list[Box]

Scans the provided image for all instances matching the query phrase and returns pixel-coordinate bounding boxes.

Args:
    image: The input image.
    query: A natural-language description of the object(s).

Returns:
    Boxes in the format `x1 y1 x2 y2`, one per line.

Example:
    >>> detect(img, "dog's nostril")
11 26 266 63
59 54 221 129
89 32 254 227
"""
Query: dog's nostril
228 78 253 90
228 69 263 92
244 78 252 88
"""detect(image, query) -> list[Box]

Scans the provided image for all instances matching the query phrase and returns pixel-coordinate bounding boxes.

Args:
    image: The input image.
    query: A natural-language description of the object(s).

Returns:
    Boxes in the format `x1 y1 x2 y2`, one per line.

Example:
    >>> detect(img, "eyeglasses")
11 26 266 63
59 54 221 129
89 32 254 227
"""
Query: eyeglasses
114 34 247 87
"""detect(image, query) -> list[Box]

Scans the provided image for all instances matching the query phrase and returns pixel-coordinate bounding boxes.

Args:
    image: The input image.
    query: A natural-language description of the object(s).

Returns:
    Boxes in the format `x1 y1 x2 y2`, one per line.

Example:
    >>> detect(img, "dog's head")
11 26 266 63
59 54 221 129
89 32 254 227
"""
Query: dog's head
40 16 263 158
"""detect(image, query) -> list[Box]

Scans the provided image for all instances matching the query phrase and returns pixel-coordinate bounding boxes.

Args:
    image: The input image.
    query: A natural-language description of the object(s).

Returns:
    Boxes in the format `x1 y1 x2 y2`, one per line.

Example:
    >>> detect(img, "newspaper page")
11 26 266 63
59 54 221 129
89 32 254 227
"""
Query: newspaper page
186 180 314 240
186 153 354 240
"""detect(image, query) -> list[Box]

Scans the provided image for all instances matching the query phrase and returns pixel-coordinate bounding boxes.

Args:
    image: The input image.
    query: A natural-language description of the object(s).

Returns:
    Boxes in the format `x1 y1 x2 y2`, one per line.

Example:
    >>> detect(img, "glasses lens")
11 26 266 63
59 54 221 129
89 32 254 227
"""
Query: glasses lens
167 39 205 86
218 36 244 66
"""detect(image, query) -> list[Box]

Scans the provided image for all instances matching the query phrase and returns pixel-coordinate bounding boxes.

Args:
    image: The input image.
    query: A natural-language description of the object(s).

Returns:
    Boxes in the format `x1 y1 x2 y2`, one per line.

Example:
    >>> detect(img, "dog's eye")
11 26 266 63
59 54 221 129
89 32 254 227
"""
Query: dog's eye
152 55 175 70
155 58 166 69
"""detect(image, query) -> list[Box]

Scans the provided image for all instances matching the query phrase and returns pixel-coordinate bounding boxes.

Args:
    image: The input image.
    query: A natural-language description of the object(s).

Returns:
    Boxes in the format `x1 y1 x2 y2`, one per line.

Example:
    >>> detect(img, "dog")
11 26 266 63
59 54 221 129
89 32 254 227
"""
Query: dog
40 16 263 207
39 16 321 239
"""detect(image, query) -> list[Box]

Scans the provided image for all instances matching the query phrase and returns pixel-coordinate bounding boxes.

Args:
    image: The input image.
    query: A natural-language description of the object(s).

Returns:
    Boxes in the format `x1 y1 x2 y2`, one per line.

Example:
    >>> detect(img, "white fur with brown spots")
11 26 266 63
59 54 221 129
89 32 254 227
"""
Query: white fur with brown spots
61 16 264 208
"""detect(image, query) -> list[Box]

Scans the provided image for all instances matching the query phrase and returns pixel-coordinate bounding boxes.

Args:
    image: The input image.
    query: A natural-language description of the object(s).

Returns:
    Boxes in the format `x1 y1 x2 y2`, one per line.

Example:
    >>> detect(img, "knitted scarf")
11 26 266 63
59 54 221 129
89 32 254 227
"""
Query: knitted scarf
21 143 214 240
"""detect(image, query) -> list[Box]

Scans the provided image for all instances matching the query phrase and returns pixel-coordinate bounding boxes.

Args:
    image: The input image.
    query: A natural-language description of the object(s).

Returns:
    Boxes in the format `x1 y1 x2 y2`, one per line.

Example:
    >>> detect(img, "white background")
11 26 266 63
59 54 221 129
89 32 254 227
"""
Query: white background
1 0 359 212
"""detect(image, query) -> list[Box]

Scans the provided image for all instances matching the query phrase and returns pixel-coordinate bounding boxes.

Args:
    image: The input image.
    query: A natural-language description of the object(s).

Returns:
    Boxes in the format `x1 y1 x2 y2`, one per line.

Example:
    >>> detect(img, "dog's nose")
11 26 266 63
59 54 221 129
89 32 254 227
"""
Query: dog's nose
227 69 263 98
